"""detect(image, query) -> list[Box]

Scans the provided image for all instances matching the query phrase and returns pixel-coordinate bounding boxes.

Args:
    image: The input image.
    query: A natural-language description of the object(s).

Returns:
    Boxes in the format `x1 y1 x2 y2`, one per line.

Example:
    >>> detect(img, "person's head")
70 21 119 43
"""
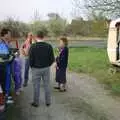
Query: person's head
15 50 20 57
0 28 11 41
26 32 33 40
59 37 68 48
36 31 44 40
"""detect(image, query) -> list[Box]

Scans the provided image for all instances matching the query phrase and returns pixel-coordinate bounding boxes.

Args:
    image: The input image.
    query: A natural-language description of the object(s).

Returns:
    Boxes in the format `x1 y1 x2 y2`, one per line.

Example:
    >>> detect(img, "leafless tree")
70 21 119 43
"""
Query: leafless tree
73 0 120 19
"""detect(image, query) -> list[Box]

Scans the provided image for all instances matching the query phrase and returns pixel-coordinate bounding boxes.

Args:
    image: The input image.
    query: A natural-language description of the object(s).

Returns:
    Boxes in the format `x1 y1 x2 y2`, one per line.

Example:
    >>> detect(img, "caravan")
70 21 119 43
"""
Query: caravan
107 18 120 66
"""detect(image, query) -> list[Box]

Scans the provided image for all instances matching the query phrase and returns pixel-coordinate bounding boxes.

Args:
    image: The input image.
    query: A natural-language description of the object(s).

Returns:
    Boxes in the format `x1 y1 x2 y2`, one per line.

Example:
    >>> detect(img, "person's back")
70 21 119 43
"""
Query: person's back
29 42 54 68
29 31 54 108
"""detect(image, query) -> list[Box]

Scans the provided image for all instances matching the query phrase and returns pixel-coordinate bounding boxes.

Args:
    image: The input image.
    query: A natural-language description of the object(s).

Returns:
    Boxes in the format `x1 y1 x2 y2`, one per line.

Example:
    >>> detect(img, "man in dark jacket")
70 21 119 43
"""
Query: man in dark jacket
29 31 54 107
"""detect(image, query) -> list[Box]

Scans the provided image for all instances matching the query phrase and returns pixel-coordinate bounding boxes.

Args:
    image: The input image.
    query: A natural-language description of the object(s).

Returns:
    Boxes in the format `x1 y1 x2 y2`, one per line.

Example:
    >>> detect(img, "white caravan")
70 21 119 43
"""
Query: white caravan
107 18 120 66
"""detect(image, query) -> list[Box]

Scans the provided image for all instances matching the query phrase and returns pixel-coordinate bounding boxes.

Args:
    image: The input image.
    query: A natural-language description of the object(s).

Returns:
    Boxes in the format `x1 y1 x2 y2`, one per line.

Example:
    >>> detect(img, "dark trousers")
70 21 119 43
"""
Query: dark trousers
0 64 11 96
0 65 6 94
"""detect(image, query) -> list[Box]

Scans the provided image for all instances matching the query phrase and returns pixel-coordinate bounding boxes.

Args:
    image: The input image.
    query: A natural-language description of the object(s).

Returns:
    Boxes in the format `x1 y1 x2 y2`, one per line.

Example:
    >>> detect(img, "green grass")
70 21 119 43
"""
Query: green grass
68 47 120 94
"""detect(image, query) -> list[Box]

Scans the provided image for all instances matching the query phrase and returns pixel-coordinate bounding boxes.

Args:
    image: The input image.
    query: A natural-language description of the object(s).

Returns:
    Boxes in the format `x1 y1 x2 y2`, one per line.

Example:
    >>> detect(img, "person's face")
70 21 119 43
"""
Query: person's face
5 31 11 42
59 40 65 48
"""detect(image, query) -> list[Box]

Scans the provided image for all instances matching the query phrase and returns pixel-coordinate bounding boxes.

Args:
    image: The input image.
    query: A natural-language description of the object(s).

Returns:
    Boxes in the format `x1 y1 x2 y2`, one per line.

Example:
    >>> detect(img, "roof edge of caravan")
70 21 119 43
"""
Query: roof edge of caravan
110 18 120 28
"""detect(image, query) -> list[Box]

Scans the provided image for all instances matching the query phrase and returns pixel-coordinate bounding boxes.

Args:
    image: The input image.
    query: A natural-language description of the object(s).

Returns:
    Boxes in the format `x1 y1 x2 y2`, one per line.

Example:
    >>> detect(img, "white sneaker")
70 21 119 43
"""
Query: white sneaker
7 96 12 100
19 87 23 92
6 99 14 104
15 91 20 96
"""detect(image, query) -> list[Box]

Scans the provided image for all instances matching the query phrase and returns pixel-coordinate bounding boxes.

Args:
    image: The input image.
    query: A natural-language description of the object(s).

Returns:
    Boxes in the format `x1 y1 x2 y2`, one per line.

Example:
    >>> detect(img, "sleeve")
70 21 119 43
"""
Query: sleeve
29 45 34 67
49 45 55 66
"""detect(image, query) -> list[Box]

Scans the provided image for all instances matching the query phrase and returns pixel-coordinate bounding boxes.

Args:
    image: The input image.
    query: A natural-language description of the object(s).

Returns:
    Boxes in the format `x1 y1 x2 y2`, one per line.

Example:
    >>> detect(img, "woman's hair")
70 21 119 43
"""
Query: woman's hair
60 37 68 46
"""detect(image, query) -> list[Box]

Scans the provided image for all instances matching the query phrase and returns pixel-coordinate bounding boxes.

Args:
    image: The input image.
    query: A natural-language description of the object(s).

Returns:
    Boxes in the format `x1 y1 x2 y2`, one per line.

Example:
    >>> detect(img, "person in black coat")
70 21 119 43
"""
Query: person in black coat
55 37 69 92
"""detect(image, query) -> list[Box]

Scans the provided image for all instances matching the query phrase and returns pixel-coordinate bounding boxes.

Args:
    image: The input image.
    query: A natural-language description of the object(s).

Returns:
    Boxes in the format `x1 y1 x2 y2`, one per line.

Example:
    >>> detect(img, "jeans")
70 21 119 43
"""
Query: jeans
32 67 51 105
5 64 11 96
0 64 11 96
24 58 29 85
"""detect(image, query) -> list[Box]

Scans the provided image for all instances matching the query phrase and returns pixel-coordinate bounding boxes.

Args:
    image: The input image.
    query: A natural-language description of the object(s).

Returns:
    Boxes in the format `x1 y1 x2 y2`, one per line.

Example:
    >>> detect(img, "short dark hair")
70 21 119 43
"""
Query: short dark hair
1 28 11 37
60 37 68 46
36 31 44 38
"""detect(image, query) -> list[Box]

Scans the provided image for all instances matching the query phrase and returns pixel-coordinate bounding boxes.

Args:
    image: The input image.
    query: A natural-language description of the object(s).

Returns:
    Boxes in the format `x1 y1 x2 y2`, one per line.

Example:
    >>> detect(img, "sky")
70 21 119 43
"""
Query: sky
0 0 73 22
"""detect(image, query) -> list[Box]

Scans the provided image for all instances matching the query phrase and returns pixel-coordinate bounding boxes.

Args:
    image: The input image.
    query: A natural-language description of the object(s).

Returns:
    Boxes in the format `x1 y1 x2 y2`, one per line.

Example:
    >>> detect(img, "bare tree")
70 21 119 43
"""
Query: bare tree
72 0 88 18
31 9 41 21
73 0 120 19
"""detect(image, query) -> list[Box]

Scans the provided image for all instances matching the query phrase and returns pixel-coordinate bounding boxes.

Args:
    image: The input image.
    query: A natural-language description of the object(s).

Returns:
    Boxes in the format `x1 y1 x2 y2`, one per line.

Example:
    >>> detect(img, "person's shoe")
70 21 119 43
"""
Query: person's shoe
31 102 39 108
7 96 12 100
15 91 20 96
59 89 67 92
54 87 60 90
46 103 51 107
19 87 23 92
6 99 14 104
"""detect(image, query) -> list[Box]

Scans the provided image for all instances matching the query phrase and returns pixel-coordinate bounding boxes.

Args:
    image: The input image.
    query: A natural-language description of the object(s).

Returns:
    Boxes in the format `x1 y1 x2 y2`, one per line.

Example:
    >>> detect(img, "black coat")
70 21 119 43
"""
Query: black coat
56 47 69 69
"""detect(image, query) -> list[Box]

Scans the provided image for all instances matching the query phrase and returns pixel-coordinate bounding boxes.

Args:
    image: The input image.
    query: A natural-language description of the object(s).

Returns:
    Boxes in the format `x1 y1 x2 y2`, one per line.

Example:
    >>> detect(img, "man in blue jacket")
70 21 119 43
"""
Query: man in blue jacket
0 28 14 104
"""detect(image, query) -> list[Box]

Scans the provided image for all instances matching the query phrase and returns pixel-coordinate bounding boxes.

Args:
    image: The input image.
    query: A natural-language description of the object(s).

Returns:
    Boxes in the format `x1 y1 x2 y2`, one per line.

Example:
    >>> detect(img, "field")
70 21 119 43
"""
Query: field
68 47 120 94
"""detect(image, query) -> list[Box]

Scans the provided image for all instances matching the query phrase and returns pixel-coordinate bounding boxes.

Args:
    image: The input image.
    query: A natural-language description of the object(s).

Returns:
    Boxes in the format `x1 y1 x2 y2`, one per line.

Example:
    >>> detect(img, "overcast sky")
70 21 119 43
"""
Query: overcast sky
0 0 73 22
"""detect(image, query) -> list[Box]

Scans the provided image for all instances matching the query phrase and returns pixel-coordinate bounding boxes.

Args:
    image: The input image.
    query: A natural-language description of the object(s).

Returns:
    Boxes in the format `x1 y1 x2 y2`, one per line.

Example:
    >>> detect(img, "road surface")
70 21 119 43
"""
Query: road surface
15 40 107 48
5 68 120 120
47 40 107 48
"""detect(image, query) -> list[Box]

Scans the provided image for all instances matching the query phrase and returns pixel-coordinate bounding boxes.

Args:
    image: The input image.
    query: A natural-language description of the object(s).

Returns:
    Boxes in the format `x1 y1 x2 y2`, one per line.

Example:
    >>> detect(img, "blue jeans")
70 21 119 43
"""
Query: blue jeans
5 64 11 96
0 64 11 95
24 58 29 85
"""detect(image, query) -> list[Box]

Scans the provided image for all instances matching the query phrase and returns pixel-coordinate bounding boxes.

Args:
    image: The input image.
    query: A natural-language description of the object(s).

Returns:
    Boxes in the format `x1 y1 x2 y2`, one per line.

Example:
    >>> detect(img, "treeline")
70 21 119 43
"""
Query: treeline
0 13 109 38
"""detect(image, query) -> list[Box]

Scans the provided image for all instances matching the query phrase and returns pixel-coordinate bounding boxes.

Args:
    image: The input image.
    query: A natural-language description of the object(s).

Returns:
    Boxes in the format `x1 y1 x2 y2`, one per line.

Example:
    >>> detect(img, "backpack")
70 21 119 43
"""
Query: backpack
0 40 10 59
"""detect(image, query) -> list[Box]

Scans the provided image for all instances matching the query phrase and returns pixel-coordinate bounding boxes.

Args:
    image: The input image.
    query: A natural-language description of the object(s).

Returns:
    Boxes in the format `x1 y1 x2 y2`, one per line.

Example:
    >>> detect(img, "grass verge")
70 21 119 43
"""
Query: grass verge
68 47 120 94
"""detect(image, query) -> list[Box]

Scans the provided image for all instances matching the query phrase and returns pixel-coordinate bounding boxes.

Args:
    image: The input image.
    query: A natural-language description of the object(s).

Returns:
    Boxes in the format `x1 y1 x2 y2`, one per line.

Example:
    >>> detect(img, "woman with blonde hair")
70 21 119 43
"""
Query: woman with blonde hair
21 32 33 87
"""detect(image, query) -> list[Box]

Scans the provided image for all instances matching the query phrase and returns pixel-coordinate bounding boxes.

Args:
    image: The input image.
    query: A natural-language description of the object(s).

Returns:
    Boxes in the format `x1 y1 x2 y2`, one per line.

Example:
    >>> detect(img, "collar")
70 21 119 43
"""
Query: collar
37 39 44 42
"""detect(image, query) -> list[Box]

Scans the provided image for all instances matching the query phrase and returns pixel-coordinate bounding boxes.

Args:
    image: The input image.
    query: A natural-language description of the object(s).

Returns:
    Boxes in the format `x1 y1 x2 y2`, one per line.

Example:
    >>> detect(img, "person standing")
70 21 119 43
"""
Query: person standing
0 28 14 104
54 37 69 92
21 32 33 87
12 51 22 95
29 31 54 107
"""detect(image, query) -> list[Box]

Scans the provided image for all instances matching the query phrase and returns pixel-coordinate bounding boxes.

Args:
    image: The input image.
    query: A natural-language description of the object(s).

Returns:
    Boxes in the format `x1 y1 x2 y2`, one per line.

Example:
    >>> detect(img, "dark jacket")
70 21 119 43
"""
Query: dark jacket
29 42 55 68
56 47 69 69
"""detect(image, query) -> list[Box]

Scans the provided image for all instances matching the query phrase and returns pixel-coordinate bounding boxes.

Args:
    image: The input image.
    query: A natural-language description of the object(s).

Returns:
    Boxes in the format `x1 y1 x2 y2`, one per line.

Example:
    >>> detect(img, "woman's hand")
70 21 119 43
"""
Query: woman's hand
54 62 59 70
21 48 26 56
53 62 57 68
